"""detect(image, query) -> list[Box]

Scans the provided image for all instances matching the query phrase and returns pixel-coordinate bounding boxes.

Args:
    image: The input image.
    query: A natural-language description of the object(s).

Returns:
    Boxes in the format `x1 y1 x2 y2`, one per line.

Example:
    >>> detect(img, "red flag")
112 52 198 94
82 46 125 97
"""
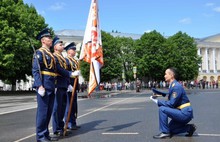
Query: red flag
80 0 103 95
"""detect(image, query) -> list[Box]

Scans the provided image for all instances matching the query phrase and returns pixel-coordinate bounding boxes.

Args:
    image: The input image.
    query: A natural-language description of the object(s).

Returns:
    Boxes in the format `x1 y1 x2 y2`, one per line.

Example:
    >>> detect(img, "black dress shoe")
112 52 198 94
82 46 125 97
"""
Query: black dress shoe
153 133 171 139
69 125 81 130
53 131 59 135
47 136 59 141
53 131 67 136
37 140 50 142
186 124 197 137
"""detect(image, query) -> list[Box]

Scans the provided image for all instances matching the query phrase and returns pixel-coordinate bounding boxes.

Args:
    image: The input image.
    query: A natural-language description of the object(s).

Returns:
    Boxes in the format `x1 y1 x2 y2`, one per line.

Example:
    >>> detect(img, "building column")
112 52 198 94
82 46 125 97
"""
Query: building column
217 49 220 72
213 48 216 73
198 48 201 71
205 48 209 73
197 48 201 55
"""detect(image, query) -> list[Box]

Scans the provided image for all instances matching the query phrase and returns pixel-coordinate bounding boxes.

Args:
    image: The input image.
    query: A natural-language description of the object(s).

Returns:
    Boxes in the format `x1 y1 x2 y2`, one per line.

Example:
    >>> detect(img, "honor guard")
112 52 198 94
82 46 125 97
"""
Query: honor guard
150 67 197 139
32 28 59 142
52 37 79 136
64 42 81 130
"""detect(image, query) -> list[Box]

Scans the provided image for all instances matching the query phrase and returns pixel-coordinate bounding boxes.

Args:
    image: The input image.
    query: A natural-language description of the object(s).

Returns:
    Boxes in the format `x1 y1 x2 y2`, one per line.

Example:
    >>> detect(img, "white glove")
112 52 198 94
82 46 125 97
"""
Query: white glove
150 96 158 104
152 94 158 99
38 88 45 97
79 57 84 61
68 85 73 92
71 70 80 77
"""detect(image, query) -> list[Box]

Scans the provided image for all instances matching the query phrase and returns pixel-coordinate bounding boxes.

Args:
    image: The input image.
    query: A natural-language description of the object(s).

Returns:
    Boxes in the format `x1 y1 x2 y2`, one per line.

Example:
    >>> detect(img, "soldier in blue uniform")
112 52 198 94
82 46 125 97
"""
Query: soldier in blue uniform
52 37 79 136
150 67 197 139
32 28 59 142
64 42 81 130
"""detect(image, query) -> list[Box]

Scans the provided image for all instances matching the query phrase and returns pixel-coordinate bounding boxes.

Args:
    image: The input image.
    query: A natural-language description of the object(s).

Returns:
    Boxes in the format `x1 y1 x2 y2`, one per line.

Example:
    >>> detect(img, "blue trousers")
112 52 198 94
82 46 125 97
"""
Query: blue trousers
52 88 67 133
64 91 78 127
159 106 193 134
36 89 55 141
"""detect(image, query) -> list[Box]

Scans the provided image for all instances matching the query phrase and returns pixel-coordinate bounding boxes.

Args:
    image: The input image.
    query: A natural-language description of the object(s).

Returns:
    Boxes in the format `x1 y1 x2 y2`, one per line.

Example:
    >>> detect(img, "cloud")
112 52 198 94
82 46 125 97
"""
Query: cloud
178 18 191 24
205 3 215 7
213 7 220 12
144 30 152 33
49 2 66 11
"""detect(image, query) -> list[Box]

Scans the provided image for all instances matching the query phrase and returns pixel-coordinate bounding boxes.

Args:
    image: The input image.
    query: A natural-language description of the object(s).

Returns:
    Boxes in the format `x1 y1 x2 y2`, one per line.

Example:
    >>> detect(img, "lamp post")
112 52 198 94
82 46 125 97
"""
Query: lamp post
133 66 137 91
133 66 137 79
122 69 125 80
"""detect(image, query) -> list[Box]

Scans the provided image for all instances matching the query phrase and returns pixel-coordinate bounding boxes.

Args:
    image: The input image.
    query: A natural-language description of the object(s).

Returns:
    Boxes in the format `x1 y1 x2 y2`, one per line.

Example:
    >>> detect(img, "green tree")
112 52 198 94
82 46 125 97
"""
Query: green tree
115 37 135 82
165 31 201 81
80 30 201 85
101 31 122 82
135 30 166 81
0 0 49 90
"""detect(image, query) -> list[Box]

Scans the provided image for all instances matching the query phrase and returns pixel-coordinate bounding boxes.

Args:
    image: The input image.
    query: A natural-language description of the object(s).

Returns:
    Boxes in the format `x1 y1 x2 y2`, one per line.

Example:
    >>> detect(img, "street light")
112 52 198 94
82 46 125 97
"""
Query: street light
133 66 141 92
133 66 137 79
122 69 125 80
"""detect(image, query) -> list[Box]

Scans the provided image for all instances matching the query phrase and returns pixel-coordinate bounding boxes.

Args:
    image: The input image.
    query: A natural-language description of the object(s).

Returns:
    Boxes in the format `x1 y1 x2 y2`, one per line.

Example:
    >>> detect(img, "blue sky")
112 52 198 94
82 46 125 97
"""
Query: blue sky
23 0 220 38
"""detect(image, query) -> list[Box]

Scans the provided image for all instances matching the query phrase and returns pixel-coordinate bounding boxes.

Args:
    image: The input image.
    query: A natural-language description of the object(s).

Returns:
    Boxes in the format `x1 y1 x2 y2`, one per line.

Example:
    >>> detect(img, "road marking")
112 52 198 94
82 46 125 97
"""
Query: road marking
198 133 220 137
0 99 86 115
102 132 139 135
77 97 132 118
14 96 135 142
0 106 37 115
14 134 36 142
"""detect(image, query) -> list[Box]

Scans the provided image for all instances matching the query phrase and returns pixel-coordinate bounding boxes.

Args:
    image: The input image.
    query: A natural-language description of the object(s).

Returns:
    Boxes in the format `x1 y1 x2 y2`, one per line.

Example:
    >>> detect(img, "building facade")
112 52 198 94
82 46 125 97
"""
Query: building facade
196 34 220 82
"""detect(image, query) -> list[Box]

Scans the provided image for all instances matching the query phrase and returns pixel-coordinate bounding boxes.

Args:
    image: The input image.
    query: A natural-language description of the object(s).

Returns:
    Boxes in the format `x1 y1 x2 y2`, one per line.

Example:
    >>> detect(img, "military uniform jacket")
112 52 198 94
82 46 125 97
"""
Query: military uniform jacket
32 47 56 91
53 52 71 88
157 80 193 116
66 56 79 87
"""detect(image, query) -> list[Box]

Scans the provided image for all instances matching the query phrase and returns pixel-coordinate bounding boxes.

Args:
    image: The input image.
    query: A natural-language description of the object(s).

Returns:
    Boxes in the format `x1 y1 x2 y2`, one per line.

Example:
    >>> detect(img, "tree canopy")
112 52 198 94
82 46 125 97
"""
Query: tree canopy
80 30 201 83
165 31 201 81
135 30 167 81
0 0 49 88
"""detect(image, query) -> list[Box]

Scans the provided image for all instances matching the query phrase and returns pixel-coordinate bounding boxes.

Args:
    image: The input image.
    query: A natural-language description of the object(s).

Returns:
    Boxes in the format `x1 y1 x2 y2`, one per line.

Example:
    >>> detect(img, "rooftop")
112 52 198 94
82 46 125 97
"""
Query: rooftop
55 30 220 46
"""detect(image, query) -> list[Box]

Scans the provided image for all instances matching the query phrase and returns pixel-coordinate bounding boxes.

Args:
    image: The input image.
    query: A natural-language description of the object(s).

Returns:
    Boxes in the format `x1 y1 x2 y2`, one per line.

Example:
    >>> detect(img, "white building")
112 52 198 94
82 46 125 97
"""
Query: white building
196 34 220 82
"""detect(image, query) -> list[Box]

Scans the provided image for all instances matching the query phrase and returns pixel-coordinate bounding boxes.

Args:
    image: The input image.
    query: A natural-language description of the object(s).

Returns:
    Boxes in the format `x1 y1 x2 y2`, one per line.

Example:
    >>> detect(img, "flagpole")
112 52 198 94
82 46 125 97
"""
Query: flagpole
63 77 78 136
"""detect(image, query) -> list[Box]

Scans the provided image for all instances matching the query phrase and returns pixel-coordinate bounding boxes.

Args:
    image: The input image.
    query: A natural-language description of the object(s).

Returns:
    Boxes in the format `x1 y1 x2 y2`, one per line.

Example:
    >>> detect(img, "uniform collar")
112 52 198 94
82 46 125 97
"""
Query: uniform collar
54 51 62 55
169 80 177 88
68 55 74 58
42 46 50 51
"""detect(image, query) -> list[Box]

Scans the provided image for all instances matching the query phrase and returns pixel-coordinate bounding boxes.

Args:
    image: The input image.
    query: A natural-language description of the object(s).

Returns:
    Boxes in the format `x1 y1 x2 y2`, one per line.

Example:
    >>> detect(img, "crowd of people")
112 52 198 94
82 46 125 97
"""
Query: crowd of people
94 79 220 92
185 80 219 89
